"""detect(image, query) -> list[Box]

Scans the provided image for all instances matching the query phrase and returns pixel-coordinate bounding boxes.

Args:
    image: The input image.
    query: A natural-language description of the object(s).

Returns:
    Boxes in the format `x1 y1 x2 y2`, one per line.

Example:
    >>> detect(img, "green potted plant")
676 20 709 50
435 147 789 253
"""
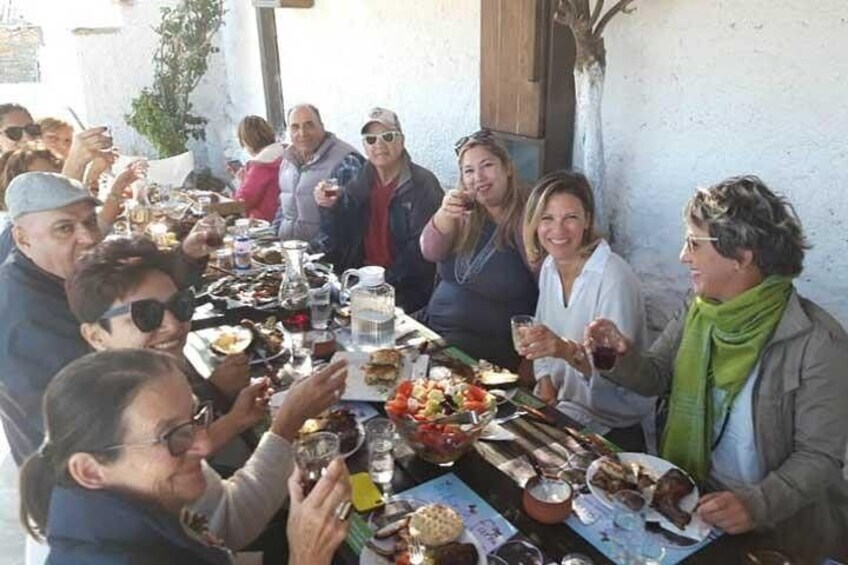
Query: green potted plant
126 0 225 158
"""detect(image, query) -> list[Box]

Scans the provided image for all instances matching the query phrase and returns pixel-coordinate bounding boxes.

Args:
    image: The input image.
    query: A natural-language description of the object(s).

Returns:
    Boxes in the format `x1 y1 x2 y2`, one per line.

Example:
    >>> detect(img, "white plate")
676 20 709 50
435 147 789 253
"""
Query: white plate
586 452 710 541
333 351 429 402
359 527 486 565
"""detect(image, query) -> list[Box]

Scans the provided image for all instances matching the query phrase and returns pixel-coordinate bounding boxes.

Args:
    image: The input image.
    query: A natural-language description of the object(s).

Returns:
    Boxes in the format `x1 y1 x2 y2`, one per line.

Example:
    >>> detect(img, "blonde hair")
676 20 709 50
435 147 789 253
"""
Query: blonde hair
523 170 599 264
37 117 73 134
453 137 526 256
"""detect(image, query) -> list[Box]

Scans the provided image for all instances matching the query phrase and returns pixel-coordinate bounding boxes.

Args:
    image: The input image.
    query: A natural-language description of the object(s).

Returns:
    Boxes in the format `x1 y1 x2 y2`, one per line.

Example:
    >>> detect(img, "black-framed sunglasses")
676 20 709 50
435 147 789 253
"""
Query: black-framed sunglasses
2 123 41 141
99 288 195 333
453 129 496 155
100 401 213 457
362 131 401 145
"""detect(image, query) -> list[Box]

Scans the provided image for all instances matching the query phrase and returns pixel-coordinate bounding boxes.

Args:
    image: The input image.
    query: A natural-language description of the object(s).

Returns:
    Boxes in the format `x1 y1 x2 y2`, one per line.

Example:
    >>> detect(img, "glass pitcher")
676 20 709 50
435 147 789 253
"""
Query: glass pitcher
340 266 395 350
278 240 311 333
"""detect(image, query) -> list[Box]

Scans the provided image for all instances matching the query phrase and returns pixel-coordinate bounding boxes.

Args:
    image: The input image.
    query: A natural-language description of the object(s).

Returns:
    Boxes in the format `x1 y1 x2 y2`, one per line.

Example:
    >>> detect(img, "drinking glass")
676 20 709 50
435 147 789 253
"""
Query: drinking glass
610 490 648 564
214 248 234 272
293 431 340 496
365 418 396 500
194 213 227 249
510 315 536 355
309 283 332 330
590 330 617 371
322 177 341 198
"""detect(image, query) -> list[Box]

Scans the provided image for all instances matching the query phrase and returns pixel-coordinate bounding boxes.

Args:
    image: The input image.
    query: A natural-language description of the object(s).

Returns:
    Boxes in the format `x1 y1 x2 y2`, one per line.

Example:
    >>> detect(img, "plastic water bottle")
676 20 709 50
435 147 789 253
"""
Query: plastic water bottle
233 218 252 276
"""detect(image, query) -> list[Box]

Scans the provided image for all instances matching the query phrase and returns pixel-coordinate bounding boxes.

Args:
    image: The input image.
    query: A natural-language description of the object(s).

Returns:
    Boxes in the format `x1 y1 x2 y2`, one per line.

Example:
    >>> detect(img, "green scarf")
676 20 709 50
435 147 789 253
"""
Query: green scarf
660 276 792 483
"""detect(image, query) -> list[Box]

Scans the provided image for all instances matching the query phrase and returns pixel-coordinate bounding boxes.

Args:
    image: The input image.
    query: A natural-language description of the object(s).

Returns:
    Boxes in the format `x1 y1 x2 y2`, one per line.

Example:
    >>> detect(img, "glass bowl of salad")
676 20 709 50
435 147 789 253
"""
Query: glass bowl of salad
385 378 496 466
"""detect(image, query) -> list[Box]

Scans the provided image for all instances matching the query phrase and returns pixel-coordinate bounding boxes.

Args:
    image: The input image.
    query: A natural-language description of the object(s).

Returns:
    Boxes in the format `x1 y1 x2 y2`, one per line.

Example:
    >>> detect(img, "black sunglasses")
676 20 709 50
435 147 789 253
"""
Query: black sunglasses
100 401 213 457
453 129 496 155
99 288 195 333
363 131 401 145
2 123 41 141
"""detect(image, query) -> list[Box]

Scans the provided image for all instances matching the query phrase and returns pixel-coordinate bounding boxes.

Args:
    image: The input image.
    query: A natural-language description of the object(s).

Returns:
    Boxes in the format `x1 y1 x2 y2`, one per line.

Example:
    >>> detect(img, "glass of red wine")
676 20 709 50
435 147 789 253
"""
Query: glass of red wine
590 332 618 371
294 432 340 495
194 213 227 249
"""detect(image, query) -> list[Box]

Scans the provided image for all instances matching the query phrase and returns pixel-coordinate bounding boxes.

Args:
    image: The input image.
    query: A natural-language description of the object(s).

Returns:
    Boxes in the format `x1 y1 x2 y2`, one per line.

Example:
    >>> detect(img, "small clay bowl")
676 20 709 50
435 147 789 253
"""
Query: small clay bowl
522 475 573 524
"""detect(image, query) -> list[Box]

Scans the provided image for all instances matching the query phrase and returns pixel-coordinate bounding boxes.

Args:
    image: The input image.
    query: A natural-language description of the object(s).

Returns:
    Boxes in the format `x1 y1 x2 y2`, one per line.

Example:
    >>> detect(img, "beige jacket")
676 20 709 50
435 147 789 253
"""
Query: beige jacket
606 290 848 558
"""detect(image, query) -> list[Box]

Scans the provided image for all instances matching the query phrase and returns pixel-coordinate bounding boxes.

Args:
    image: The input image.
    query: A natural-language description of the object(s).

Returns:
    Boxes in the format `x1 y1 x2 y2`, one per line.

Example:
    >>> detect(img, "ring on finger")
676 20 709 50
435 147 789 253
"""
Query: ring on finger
334 500 352 521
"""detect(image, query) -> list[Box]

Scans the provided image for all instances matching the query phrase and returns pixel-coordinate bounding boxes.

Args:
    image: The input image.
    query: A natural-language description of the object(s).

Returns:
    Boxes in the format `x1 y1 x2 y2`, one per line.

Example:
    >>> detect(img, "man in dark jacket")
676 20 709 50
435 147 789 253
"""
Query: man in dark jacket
314 108 443 313
0 172 215 464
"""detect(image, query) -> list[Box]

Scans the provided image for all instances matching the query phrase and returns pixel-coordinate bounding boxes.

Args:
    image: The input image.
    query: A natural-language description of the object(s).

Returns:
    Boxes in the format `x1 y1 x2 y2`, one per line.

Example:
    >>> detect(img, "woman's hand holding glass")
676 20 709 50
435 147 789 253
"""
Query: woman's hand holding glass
518 325 593 376
584 318 632 371
227 378 272 431
287 458 352 565
184 213 227 258
271 359 348 441
432 189 471 233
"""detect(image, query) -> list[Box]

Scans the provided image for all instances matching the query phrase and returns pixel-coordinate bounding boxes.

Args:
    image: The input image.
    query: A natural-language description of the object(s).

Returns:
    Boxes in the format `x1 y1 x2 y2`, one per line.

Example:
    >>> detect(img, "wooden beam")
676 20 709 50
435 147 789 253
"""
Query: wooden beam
255 7 285 134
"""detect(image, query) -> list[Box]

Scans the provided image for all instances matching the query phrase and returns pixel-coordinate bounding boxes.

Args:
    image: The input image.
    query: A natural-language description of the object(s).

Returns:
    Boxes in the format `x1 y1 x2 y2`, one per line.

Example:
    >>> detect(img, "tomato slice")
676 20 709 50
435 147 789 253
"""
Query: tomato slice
464 400 486 413
397 380 413 397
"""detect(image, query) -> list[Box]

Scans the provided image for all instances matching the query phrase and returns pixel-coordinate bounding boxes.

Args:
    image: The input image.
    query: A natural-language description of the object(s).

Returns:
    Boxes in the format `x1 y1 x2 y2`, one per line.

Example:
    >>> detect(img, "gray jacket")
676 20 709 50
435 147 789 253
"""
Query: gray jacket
607 290 848 558
276 133 360 241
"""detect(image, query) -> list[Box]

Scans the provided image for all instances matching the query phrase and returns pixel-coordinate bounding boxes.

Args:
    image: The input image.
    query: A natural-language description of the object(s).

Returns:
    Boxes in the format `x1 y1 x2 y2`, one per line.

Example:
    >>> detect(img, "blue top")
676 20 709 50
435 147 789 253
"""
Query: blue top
0 222 15 265
426 220 537 369
46 486 230 564
0 250 91 464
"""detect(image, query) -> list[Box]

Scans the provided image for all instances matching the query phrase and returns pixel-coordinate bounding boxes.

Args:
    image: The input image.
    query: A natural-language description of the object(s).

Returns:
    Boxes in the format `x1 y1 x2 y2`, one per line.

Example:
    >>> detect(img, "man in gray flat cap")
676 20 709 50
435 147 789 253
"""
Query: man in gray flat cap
0 172 212 464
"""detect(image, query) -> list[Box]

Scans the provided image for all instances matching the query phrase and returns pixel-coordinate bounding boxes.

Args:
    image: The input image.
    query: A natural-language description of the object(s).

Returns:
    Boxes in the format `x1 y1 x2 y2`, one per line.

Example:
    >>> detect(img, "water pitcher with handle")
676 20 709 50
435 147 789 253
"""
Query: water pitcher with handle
340 266 395 350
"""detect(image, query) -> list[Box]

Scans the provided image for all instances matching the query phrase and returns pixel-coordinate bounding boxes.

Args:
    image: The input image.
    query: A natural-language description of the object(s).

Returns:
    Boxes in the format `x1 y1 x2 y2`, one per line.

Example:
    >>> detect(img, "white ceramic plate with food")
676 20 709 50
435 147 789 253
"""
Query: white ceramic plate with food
332 351 429 402
359 528 486 565
586 452 710 541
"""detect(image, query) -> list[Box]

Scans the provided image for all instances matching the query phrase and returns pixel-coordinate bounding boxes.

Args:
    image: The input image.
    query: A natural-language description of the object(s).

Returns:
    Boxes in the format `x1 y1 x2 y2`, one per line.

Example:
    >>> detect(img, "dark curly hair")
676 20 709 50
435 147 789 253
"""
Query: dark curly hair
685 175 810 277
65 236 181 328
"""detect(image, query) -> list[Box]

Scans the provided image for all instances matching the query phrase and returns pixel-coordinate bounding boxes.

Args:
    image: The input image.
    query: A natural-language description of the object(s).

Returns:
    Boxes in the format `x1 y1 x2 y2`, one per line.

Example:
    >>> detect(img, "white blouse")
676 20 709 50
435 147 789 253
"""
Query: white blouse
533 240 655 428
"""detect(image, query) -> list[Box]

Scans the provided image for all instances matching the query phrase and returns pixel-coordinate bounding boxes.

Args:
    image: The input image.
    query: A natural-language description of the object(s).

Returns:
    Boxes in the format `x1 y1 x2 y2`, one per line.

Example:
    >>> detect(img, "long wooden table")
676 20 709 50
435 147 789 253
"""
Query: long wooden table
187 299 785 565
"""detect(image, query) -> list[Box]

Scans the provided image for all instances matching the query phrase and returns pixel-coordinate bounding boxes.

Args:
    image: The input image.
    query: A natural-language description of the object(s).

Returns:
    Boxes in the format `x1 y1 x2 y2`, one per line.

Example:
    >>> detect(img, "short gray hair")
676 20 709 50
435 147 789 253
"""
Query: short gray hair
685 175 810 277
286 103 323 126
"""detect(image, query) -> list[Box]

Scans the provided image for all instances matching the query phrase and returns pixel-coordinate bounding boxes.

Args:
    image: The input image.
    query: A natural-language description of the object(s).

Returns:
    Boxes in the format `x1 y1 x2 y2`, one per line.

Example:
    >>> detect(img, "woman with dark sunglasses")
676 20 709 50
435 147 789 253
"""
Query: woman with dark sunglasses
20 349 352 564
314 107 442 313
418 131 539 371
0 103 38 154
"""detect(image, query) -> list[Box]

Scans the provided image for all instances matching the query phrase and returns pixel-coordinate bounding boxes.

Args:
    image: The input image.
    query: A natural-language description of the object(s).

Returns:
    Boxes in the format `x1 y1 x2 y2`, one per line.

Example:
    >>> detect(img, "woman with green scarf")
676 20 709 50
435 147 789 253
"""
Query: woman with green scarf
586 176 848 561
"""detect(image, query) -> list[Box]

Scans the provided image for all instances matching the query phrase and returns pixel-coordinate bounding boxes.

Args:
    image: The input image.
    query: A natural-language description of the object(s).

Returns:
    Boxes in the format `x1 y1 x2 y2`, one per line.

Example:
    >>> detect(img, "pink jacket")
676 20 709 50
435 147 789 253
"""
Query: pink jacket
234 143 285 221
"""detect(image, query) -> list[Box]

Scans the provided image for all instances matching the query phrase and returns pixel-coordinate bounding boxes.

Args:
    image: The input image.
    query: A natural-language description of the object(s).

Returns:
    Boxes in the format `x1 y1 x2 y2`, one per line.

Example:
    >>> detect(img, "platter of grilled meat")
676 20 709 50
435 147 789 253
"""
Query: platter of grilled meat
586 452 711 541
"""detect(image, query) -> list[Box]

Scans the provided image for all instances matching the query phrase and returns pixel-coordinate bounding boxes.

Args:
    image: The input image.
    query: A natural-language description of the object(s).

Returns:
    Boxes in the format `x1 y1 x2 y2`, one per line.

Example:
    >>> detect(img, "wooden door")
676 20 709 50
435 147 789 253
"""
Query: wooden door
480 0 547 138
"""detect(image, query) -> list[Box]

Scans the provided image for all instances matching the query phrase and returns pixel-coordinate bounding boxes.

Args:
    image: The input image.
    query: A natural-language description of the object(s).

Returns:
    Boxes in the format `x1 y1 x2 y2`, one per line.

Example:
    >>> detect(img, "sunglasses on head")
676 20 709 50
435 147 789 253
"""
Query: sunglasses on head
362 131 401 145
100 401 213 458
2 123 41 141
453 129 496 155
99 288 195 333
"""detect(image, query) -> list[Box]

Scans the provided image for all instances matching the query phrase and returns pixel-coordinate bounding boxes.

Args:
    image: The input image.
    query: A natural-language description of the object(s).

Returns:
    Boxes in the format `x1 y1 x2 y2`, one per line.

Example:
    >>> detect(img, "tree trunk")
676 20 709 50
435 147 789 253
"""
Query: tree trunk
572 59 608 234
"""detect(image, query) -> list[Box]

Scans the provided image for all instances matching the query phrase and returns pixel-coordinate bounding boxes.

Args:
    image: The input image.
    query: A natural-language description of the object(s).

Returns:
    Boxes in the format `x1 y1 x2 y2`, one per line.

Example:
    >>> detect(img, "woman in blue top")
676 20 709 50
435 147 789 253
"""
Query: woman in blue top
420 130 537 370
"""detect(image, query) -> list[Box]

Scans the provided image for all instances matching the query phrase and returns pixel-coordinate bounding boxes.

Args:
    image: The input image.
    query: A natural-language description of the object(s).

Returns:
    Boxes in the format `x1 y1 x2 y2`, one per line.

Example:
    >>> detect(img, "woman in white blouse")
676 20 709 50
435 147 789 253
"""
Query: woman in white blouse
516 171 654 448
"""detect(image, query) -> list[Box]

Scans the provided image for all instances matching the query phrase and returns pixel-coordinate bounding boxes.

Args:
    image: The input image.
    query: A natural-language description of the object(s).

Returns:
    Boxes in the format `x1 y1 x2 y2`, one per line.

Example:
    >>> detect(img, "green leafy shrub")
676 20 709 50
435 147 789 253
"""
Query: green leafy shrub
126 0 225 157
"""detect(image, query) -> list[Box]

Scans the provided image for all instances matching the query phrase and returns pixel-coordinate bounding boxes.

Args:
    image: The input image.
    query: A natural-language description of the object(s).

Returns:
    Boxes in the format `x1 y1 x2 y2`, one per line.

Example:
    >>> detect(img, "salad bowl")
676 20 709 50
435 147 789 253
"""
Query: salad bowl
385 378 496 466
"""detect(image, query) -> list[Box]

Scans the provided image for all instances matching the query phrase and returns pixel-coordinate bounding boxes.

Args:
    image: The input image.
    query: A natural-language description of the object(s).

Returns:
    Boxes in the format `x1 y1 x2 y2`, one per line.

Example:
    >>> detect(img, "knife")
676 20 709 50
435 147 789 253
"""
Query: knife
645 521 698 547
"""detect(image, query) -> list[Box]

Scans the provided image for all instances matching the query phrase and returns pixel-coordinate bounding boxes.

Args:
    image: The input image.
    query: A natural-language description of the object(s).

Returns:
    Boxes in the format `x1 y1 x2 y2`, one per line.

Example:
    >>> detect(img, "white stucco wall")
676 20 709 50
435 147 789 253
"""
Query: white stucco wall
600 0 848 327
274 0 480 187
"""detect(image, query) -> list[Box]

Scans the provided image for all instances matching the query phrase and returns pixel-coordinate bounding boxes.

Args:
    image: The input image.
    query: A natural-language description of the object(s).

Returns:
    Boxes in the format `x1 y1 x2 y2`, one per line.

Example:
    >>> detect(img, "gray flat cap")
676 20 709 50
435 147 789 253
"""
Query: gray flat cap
5 172 100 220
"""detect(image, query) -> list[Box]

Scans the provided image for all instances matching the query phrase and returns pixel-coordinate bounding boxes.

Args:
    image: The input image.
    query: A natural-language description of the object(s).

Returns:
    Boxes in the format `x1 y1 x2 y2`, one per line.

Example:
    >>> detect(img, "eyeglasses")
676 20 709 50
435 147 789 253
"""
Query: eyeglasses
362 131 401 145
2 123 41 141
99 288 195 333
684 234 719 253
100 402 213 457
453 129 496 155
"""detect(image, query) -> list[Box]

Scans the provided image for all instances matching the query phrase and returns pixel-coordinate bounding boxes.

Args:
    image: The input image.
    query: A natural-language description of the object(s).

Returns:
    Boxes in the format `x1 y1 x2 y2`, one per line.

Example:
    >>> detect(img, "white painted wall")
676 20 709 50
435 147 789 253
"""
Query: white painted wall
273 0 480 187
600 0 848 327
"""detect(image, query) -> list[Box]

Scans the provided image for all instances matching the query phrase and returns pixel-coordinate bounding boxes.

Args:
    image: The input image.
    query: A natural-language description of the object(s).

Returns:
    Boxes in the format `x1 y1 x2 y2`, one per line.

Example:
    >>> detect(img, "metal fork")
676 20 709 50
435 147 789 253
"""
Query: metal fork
408 535 425 565
493 409 527 425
